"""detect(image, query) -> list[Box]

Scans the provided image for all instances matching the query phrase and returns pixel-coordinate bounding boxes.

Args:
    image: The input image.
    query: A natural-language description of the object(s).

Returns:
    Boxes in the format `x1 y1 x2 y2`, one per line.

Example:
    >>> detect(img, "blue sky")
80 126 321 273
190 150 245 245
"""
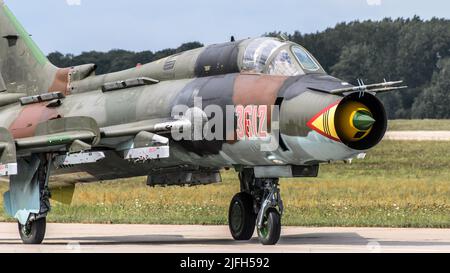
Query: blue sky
5 0 449 54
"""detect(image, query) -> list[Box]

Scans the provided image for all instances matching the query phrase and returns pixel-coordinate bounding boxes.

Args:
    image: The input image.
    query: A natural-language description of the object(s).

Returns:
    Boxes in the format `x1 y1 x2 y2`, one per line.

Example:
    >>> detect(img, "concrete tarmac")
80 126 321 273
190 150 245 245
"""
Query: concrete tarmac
1 133 449 253
0 223 449 253
385 131 450 141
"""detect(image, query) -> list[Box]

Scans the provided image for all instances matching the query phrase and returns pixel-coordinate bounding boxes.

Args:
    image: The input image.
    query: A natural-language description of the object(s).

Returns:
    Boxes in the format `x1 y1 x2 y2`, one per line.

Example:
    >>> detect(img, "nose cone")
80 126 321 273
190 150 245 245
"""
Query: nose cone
279 75 388 153
353 111 375 131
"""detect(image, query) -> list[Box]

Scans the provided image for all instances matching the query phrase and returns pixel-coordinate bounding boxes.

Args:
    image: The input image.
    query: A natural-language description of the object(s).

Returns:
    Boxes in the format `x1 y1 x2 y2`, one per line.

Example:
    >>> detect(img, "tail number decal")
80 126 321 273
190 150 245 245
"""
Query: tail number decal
236 105 268 140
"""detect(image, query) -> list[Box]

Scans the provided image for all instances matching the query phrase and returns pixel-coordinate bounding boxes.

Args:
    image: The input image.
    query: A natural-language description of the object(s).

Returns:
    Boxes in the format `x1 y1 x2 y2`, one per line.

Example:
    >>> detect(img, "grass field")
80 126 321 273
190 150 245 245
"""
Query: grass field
1 140 449 228
389 119 450 131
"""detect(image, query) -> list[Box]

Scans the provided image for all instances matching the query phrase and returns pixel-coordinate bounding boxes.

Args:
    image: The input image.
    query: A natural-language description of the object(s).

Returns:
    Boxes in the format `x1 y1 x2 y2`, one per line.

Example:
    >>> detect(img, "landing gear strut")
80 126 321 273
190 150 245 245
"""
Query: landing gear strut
17 154 52 245
228 169 283 245
256 179 282 245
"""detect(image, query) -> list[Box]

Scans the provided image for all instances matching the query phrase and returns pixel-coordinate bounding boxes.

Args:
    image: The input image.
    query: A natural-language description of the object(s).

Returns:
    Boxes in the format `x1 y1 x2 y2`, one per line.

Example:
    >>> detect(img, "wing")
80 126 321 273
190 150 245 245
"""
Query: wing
0 116 191 176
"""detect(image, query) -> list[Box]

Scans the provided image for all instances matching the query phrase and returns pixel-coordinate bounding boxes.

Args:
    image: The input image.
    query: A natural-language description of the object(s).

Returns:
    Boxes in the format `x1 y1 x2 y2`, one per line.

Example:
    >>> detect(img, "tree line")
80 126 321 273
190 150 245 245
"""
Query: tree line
48 17 450 119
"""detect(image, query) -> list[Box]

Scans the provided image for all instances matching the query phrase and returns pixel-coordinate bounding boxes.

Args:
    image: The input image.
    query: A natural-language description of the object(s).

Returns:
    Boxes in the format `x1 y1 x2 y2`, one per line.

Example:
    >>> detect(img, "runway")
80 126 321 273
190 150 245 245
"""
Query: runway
384 131 450 141
0 223 449 253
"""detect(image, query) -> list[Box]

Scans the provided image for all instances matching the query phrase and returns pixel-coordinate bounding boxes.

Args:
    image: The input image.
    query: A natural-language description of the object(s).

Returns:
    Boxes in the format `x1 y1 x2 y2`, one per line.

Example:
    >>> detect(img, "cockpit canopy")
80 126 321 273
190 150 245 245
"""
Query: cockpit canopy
119 37 327 83
240 37 325 76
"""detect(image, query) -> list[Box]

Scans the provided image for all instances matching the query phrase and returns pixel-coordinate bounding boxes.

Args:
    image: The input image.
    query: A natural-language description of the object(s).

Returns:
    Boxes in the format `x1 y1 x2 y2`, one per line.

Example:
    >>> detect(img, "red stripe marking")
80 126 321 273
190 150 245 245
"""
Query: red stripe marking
307 101 342 142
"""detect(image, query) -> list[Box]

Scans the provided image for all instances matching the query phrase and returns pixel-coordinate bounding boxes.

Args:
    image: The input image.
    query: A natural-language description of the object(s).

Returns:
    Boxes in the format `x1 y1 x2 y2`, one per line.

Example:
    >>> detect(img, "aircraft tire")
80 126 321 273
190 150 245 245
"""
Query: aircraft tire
18 217 46 245
257 209 281 245
228 192 256 241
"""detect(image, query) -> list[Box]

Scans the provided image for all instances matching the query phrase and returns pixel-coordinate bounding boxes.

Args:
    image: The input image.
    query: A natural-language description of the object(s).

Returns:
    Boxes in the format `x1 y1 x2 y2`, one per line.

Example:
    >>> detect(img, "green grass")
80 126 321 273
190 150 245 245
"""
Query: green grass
389 119 450 131
1 140 449 228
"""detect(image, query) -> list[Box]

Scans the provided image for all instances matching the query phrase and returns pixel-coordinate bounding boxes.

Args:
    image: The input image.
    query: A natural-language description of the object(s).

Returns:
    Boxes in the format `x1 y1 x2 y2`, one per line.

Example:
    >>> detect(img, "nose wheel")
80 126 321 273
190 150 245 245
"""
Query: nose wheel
256 180 283 245
228 169 283 245
229 192 256 240
257 209 281 245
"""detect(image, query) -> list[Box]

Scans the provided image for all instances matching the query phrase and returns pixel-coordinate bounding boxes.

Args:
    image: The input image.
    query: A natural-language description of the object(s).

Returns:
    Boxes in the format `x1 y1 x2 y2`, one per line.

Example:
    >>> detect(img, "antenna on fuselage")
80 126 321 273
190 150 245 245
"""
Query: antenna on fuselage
278 33 289 41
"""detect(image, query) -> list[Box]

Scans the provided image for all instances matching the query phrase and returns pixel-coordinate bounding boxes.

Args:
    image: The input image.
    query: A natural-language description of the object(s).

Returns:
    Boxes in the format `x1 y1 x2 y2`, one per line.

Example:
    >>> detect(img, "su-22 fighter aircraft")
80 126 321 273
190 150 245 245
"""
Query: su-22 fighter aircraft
0 1 406 245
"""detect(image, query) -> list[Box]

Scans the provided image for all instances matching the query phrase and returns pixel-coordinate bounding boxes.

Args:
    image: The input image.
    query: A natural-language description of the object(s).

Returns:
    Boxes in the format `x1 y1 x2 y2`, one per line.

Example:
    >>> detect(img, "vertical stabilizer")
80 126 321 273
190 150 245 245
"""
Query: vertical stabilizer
0 1 60 95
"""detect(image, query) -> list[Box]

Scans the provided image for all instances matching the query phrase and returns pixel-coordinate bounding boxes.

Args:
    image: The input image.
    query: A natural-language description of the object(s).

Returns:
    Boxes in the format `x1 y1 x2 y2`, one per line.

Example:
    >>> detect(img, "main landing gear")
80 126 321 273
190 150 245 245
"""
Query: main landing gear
18 155 52 245
228 169 283 245
18 217 47 245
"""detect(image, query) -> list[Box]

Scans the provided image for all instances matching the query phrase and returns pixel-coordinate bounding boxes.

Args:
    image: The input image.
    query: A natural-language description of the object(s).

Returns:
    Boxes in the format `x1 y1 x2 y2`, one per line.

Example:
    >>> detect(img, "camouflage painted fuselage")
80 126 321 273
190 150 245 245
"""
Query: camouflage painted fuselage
0 2 388 182
0 43 384 181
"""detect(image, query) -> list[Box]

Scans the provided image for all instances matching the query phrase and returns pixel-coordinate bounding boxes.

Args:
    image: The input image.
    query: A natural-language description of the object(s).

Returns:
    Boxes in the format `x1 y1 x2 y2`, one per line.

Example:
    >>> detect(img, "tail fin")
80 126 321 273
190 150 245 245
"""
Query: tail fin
0 1 63 95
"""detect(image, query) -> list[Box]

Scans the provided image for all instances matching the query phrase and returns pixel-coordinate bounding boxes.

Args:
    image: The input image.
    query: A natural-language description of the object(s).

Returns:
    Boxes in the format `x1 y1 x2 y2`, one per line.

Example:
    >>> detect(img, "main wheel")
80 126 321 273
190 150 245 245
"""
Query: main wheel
229 192 257 241
257 209 281 245
18 217 46 245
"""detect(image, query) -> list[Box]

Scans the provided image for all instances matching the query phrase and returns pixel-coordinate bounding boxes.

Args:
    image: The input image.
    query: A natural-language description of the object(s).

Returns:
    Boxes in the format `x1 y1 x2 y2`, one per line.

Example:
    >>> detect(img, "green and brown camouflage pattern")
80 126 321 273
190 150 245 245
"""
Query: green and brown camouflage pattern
0 1 388 182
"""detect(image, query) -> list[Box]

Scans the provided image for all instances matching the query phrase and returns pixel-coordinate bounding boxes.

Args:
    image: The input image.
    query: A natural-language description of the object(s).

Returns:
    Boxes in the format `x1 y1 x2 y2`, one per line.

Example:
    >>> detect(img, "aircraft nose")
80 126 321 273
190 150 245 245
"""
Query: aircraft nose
279 76 388 152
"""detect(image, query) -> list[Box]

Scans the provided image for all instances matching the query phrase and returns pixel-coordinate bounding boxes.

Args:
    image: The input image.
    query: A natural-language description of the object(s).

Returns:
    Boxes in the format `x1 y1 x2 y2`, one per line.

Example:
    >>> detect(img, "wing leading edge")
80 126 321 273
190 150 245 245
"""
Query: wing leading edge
0 116 191 177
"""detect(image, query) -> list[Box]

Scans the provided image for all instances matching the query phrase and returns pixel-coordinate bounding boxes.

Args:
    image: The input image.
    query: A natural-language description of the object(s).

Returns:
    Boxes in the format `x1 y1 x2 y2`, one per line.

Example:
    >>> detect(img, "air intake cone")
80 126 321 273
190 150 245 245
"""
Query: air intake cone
353 111 376 131
336 101 375 142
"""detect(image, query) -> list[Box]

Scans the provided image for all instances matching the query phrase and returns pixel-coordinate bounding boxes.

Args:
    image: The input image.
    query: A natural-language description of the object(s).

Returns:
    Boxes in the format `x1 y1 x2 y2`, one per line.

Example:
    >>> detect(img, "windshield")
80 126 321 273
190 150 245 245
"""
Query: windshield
241 38 324 76
268 49 303 76
292 46 321 71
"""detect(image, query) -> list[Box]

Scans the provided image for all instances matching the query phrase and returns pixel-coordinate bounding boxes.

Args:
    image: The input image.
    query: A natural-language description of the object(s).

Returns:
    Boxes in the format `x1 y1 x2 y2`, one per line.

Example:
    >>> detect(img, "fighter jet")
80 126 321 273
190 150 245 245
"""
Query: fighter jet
0 2 406 245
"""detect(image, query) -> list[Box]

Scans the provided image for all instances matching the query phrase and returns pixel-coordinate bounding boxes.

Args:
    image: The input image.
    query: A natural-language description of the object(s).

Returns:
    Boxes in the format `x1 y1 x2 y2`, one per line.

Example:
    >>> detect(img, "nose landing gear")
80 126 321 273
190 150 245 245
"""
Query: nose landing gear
229 192 257 241
256 180 283 245
228 169 283 245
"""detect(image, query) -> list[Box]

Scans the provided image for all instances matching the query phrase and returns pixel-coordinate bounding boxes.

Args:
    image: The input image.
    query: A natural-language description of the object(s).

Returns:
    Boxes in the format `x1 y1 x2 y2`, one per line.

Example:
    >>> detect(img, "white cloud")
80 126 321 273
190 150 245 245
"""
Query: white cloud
367 0 382 6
